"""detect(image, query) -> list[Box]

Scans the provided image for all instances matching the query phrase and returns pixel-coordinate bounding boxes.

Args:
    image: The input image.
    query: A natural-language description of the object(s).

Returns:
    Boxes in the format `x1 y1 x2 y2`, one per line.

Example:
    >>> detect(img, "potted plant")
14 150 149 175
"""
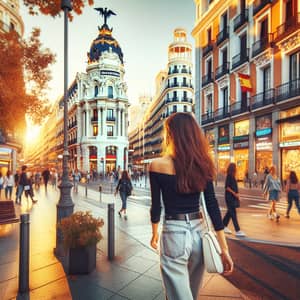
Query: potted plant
58 211 104 274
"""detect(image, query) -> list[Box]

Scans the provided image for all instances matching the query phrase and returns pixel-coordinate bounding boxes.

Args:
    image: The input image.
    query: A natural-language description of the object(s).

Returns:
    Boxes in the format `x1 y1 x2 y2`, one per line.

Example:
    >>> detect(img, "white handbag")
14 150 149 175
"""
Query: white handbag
200 192 224 274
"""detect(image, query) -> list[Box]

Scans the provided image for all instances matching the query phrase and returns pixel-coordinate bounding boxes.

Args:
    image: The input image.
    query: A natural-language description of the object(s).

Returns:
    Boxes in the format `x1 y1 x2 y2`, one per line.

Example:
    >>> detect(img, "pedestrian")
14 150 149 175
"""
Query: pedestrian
149 113 233 300
285 171 300 218
263 165 282 221
24 175 37 204
42 168 50 191
14 170 20 202
0 172 3 199
52 170 58 190
114 170 133 220
73 168 81 193
4 170 14 200
34 171 41 190
16 165 29 205
252 171 258 188
223 163 246 237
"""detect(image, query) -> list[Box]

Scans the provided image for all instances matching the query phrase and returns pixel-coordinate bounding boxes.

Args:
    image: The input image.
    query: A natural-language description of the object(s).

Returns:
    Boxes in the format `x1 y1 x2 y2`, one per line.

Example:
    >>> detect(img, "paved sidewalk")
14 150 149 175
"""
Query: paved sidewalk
0 186 246 300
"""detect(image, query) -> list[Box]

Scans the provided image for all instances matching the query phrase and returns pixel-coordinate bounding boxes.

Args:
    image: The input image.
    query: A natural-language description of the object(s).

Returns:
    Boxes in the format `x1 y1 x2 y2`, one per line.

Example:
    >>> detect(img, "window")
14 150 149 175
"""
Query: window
207 27 212 43
222 87 229 113
94 86 98 97
206 94 213 116
93 125 98 136
240 33 247 53
107 109 114 119
183 77 187 86
241 91 248 111
222 47 228 65
108 86 113 98
107 126 113 136
183 91 187 100
173 91 177 100
221 11 228 31
174 77 177 86
184 105 187 112
93 109 98 120
173 105 177 113
260 18 268 41
206 58 212 76
290 51 300 81
263 66 271 91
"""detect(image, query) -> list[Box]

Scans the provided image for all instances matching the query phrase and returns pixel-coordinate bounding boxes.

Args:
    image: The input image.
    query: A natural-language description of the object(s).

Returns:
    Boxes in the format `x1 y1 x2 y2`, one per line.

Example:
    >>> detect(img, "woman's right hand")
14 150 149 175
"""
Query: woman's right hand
150 232 159 250
221 250 234 275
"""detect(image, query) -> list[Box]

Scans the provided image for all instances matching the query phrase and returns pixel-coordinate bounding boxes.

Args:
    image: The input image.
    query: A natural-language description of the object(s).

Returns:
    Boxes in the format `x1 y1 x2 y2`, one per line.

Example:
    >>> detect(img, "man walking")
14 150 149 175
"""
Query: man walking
42 168 50 192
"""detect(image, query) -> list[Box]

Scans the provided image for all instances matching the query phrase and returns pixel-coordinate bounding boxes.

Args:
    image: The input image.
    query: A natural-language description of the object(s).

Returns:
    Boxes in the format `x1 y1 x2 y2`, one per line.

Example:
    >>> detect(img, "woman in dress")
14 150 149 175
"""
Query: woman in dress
149 112 233 300
263 165 282 221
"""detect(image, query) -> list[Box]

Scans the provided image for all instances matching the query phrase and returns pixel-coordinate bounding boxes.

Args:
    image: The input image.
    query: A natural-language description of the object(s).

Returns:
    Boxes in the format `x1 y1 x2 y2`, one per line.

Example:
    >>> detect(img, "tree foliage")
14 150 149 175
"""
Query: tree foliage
23 0 94 20
0 29 55 133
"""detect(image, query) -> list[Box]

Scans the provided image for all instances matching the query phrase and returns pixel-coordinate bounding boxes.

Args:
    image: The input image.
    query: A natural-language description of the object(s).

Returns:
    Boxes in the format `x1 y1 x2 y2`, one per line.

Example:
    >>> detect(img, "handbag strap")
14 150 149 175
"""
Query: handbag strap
200 191 212 231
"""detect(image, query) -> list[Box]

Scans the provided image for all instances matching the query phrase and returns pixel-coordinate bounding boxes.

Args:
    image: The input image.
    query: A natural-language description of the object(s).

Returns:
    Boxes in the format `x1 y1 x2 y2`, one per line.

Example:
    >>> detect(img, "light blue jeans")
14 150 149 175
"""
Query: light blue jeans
160 217 206 300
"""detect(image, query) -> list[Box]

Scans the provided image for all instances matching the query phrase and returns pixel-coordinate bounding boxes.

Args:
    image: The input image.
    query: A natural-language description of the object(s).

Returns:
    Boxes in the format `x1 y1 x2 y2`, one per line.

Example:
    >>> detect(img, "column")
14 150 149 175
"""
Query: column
82 145 89 173
120 110 123 137
116 147 123 170
76 107 82 138
86 106 90 137
249 115 255 177
124 112 128 137
272 110 280 172
97 107 101 136
103 108 107 137
118 108 121 137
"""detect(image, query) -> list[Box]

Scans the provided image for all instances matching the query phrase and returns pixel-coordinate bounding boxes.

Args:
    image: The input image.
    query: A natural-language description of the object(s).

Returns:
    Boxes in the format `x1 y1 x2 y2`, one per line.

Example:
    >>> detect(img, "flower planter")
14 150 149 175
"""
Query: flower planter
68 244 97 274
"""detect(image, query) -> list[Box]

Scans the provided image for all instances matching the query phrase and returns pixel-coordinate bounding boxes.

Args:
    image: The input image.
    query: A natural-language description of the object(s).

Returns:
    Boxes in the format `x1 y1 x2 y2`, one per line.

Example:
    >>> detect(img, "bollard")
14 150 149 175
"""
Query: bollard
108 203 115 260
19 213 30 294
85 184 88 197
99 185 102 202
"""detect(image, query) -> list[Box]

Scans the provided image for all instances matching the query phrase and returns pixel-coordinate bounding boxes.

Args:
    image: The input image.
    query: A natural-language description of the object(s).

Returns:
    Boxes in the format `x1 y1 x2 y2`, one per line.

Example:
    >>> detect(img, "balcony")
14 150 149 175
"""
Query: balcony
201 111 214 125
276 78 300 103
253 0 272 16
215 62 230 80
182 97 193 103
91 117 98 123
251 89 274 110
171 83 179 87
252 34 273 58
232 48 249 70
202 72 214 87
172 68 179 74
216 26 229 46
230 100 249 116
274 13 300 41
202 42 214 57
233 10 249 32
172 97 179 102
214 106 230 121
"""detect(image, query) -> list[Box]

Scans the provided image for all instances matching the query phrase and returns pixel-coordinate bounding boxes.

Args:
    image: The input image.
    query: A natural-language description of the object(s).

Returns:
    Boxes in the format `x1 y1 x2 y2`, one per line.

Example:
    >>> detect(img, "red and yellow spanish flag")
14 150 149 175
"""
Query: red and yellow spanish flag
238 73 252 92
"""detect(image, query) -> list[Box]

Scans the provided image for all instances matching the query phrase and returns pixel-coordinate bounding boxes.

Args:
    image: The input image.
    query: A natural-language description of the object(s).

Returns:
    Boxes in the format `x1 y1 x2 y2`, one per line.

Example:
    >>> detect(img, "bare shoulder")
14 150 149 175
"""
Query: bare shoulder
149 156 175 175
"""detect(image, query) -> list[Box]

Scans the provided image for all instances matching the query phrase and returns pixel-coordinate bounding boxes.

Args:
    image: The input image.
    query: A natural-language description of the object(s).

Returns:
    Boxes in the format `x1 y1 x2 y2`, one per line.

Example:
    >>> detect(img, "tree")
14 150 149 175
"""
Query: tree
23 0 94 20
0 29 55 133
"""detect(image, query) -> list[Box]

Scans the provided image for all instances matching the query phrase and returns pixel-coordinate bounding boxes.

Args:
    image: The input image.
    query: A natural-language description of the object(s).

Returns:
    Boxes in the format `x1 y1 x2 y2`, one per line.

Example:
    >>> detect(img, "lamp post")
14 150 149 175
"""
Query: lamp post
55 0 74 257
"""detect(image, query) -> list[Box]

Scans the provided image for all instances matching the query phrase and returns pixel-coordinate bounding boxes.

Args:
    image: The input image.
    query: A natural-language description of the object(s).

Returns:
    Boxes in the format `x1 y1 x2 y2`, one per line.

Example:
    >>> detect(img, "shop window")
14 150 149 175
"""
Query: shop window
93 125 98 136
107 125 113 137
235 120 249 136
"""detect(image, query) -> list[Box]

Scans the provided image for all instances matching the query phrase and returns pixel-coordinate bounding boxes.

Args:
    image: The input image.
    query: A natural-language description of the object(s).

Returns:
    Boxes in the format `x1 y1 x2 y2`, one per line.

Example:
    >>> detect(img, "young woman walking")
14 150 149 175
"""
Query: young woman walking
4 170 14 200
149 112 233 300
223 163 246 237
114 170 133 220
263 165 282 221
285 171 300 218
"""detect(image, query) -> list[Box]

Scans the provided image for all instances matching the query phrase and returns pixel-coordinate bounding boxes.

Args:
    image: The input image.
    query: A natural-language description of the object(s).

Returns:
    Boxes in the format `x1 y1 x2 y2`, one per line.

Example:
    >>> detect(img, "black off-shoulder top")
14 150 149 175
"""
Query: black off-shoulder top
149 171 224 231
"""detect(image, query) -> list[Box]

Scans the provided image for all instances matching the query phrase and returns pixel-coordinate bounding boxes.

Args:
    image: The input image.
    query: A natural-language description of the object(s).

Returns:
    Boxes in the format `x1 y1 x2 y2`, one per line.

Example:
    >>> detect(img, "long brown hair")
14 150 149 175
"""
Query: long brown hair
121 170 130 181
227 163 237 178
163 112 215 193
289 171 298 184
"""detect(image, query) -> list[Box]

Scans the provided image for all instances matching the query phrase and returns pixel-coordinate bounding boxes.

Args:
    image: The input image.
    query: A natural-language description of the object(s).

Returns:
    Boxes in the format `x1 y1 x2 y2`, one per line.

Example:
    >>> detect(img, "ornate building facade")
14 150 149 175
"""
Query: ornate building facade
54 10 129 174
192 0 300 181
0 0 24 174
129 28 194 169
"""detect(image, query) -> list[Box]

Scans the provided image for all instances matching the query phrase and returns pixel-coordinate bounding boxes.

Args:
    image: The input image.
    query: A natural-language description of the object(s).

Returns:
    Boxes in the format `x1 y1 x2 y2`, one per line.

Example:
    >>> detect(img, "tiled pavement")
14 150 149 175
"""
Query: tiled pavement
0 186 246 300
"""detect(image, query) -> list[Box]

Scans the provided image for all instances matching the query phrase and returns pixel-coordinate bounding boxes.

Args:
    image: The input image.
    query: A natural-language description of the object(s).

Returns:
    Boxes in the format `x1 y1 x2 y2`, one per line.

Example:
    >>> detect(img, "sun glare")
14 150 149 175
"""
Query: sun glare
26 125 41 145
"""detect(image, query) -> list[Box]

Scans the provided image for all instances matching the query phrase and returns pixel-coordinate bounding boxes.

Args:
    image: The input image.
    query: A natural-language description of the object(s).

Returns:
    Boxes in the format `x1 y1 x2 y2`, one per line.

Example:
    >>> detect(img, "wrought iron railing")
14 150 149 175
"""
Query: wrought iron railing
233 9 249 31
232 48 249 70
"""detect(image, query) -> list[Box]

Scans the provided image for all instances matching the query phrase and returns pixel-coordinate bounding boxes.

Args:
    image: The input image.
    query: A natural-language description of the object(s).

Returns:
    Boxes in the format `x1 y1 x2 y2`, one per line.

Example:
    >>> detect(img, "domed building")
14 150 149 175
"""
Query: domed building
55 8 129 175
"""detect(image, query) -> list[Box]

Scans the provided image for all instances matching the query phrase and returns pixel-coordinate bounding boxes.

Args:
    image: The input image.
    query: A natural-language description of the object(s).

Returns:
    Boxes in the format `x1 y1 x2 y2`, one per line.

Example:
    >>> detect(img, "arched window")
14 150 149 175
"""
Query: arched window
94 86 98 97
108 86 113 98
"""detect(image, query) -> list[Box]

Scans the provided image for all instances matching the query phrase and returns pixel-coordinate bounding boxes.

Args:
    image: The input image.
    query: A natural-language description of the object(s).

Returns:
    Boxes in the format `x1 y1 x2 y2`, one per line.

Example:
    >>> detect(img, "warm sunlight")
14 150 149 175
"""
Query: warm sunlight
25 124 41 145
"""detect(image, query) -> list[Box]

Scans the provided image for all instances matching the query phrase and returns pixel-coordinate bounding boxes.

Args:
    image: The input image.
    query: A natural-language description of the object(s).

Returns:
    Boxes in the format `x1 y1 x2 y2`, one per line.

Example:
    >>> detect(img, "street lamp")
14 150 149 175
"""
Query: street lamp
55 0 74 257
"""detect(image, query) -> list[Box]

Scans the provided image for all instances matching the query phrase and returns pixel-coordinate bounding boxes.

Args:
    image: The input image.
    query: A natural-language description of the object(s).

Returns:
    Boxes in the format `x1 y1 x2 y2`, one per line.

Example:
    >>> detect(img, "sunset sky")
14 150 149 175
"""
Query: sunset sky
20 0 195 105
